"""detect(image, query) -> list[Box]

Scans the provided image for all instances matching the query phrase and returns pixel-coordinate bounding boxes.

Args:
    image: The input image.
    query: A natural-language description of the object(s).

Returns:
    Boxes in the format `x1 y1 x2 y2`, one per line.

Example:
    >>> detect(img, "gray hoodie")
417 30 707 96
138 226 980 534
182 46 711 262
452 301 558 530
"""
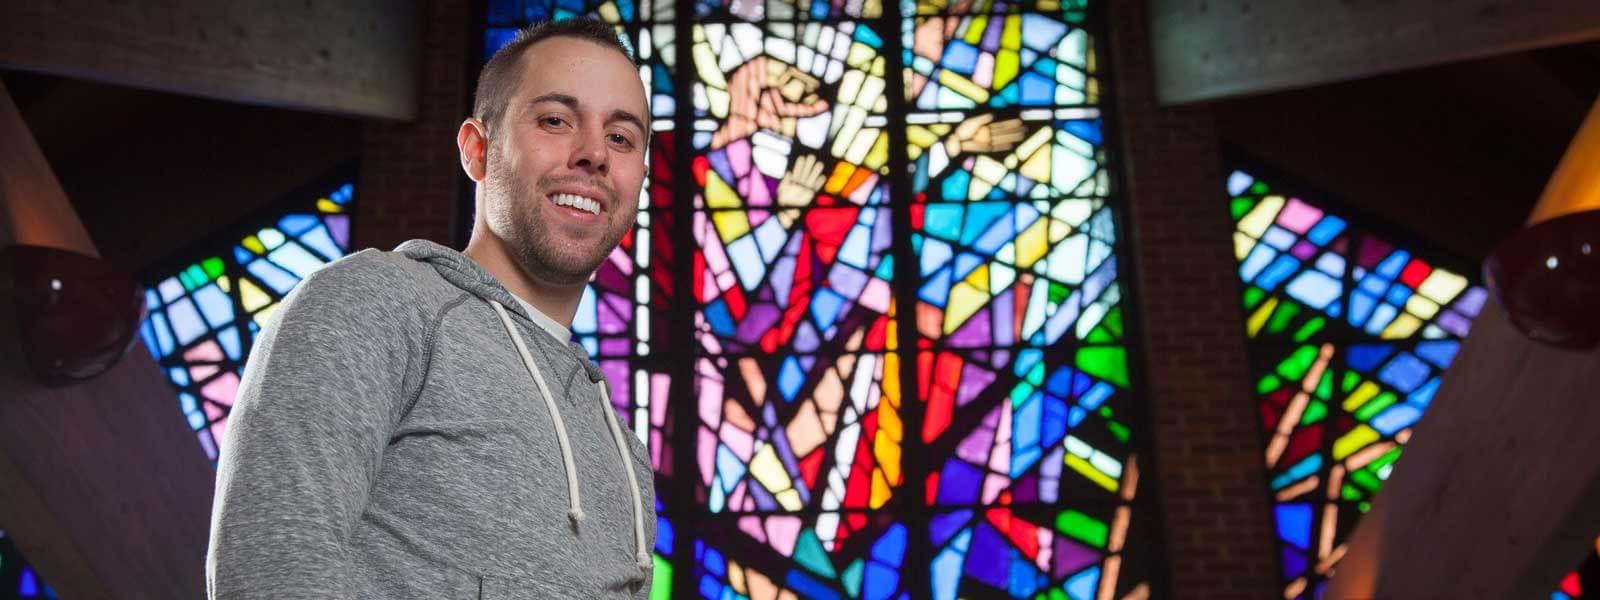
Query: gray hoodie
206 239 656 599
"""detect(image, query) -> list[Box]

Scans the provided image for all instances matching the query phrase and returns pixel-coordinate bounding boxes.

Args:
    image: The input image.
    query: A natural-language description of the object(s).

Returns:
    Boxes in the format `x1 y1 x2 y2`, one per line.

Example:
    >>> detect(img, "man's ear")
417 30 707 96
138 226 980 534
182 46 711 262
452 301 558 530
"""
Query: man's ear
457 118 489 183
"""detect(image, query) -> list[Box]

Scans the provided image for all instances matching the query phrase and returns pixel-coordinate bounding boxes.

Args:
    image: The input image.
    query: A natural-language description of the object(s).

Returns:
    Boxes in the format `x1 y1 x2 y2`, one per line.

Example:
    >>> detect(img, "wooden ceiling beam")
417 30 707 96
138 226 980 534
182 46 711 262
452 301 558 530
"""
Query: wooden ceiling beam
1149 0 1600 105
0 0 418 120
1326 303 1600 597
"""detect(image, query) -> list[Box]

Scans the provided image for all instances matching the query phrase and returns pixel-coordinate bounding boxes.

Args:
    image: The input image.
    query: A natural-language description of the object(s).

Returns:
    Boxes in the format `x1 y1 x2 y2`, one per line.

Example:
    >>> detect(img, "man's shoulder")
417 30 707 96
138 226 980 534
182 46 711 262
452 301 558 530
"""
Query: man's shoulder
282 248 454 317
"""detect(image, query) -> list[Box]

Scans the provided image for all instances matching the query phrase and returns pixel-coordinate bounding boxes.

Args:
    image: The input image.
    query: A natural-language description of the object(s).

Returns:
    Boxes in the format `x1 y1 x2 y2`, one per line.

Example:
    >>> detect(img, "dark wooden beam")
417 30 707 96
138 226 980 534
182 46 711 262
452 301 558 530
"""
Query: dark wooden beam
1325 302 1600 598
1 81 215 599
1150 0 1600 105
0 0 418 120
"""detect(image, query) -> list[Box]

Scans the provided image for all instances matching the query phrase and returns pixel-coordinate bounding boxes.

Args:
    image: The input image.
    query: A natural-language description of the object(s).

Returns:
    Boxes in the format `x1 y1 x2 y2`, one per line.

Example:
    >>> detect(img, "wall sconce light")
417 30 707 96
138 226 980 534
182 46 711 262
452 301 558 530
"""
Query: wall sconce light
1484 96 1600 349
3 244 145 385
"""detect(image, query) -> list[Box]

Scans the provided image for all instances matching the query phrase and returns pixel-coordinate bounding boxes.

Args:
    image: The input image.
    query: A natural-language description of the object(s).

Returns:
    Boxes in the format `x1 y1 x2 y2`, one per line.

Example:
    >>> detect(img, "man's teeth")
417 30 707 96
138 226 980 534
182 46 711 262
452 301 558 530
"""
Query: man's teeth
552 193 600 215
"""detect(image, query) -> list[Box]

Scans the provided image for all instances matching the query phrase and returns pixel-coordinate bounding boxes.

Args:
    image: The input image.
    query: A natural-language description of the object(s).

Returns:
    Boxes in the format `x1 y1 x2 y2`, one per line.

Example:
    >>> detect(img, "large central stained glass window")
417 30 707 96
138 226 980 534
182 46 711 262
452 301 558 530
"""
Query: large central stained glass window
487 1 1157 597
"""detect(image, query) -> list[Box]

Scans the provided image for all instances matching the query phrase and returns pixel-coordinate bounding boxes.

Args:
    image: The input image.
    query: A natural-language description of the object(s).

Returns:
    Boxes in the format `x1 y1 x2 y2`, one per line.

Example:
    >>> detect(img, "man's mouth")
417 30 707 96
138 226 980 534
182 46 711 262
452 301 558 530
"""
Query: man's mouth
550 192 602 215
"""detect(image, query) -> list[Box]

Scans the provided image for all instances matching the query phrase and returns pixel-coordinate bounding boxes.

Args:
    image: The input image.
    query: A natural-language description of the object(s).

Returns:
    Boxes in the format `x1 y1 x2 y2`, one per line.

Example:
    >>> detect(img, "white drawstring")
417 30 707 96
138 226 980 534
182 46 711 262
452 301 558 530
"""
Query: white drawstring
597 382 652 574
491 300 650 577
491 301 585 525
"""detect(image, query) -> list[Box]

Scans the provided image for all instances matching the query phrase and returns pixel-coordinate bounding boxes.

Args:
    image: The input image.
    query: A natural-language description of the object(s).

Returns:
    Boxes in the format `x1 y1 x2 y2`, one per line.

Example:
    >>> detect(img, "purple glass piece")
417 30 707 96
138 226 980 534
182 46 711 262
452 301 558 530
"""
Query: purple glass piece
1291 240 1318 260
949 307 994 348
1052 537 1102 578
326 214 351 250
956 363 997 407
736 304 782 345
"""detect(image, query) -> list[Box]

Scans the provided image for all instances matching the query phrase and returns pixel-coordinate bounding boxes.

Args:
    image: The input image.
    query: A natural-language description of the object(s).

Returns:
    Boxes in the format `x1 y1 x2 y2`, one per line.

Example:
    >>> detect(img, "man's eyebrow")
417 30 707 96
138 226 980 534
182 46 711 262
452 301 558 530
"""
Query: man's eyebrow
608 109 648 134
525 93 580 111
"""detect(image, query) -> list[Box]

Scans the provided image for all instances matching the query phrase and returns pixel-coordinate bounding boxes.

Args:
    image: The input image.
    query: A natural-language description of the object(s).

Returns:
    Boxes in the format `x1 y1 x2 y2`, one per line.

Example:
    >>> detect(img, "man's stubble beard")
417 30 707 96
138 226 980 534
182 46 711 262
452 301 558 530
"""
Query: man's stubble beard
483 149 627 288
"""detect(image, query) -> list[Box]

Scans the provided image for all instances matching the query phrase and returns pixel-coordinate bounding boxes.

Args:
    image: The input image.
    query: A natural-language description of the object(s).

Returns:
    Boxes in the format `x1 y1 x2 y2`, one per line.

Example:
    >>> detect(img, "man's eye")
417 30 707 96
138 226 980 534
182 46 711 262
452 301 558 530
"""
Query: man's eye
609 134 633 145
541 116 567 127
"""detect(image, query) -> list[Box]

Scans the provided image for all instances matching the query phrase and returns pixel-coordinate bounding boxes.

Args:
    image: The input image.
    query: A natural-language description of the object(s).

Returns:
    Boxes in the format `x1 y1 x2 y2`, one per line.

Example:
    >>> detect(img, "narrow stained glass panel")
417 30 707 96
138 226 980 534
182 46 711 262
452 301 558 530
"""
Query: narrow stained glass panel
904 7 1143 599
1227 167 1494 599
139 183 356 462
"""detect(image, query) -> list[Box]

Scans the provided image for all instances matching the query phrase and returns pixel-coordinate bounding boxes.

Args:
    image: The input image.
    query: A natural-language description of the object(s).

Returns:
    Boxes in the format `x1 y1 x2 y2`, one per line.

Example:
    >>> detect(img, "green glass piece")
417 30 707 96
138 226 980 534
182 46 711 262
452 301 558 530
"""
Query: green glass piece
1301 400 1326 425
1077 346 1129 388
1267 300 1301 335
1353 391 1399 422
1055 510 1108 548
1293 317 1326 343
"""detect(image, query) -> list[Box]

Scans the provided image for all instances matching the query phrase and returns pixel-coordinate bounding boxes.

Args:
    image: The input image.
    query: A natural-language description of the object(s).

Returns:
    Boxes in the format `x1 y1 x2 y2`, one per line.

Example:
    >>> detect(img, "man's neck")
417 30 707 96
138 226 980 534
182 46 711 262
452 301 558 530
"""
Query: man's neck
462 237 584 328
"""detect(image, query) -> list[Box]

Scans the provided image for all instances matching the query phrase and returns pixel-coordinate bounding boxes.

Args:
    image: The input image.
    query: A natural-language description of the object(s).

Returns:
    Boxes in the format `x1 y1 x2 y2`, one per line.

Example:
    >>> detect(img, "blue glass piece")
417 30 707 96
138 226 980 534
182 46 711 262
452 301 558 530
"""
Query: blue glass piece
1377 352 1431 393
1346 344 1394 373
1255 254 1301 290
941 41 980 75
1275 503 1313 550
1305 216 1346 245
1064 119 1102 145
778 356 805 403
1414 340 1461 368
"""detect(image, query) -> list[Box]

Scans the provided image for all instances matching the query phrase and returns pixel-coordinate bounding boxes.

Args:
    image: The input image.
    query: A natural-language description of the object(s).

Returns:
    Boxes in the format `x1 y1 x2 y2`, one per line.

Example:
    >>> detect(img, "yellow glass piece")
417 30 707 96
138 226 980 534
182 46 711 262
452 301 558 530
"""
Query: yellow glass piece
847 43 875 69
774 489 803 511
937 70 991 104
712 212 752 245
1404 294 1441 320
598 1 621 22
1020 142 1052 184
1333 425 1381 461
944 282 987 334
1237 195 1285 239
963 264 991 292
240 278 272 312
1380 313 1422 339
1066 453 1119 493
825 162 856 195
1015 126 1053 162
693 42 728 89
242 235 266 255
750 445 795 499
1416 270 1468 304
882 352 901 403
907 126 940 150
972 155 1007 185
1015 219 1049 268
963 15 988 45
316 198 342 214
870 469 892 508
1234 232 1256 261
1247 297 1280 338
1341 381 1381 412
706 86 731 119
1038 0 1059 9
864 134 890 170
216 275 231 294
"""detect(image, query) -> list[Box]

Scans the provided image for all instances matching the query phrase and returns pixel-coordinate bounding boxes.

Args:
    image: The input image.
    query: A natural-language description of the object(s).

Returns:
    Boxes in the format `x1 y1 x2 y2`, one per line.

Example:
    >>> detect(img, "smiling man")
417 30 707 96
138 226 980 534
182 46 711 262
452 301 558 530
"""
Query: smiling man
206 18 657 599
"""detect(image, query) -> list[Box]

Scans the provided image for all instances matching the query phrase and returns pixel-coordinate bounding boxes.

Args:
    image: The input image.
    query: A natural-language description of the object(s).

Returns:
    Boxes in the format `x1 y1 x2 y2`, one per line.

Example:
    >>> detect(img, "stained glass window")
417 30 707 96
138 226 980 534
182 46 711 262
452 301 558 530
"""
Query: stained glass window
490 0 1153 597
1226 167 1495 598
138 182 355 461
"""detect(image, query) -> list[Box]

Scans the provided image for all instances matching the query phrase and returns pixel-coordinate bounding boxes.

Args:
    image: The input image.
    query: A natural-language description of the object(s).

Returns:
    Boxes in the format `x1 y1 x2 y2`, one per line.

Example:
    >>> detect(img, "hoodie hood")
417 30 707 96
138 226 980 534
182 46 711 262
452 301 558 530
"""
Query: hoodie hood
395 239 605 382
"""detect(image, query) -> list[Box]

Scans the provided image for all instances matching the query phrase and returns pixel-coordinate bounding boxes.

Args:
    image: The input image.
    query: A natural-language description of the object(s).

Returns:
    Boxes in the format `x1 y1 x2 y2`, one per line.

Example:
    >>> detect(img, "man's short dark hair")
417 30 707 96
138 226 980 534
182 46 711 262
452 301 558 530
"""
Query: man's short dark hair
472 18 636 133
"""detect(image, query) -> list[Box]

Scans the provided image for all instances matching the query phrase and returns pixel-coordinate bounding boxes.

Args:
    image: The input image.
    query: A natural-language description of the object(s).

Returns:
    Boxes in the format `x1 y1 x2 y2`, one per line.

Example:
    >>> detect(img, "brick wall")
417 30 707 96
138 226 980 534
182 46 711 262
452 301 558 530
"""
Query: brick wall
355 0 472 251
1106 2 1282 598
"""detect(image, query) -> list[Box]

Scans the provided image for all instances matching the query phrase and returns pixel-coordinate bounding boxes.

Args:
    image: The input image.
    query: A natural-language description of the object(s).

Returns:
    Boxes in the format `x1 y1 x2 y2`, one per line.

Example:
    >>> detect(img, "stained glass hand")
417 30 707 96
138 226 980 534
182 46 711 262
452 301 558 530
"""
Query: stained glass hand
777 154 827 207
712 56 832 149
943 113 1027 157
